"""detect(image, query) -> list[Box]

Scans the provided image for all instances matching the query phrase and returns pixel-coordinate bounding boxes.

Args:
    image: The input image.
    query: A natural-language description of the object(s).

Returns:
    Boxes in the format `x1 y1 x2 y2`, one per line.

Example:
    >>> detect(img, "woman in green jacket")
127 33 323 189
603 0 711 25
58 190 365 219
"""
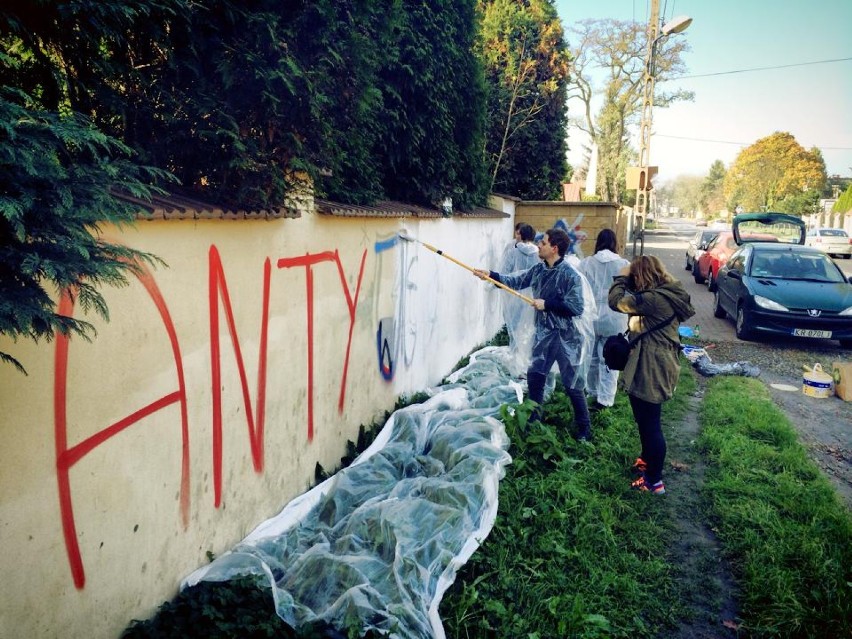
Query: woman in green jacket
608 255 695 494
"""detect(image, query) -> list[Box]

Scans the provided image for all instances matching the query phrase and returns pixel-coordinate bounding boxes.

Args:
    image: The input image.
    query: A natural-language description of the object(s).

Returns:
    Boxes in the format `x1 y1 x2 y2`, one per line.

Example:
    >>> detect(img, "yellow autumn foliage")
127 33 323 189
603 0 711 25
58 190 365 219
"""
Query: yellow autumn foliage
723 132 827 212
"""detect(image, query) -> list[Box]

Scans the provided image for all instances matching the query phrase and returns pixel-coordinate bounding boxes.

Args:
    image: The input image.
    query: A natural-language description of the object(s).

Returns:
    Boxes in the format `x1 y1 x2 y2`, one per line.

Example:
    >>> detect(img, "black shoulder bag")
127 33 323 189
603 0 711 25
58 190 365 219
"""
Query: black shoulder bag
603 314 676 371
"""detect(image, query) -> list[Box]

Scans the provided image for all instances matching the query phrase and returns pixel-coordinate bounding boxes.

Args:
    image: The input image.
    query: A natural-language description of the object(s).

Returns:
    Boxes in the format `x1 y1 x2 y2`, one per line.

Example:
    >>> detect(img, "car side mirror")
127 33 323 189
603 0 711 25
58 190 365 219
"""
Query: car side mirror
699 242 708 250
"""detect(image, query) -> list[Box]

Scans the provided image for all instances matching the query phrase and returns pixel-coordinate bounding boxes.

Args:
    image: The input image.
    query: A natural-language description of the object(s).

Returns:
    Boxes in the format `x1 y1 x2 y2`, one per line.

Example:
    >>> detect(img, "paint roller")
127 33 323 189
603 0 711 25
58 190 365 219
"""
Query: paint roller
397 230 535 306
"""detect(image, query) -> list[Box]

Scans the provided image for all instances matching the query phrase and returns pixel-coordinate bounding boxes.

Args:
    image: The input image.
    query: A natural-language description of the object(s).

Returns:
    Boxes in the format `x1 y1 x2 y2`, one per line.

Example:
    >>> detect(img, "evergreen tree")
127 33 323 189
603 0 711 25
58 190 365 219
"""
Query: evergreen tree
700 160 727 217
1 3 175 372
377 0 488 209
0 90 170 373
833 184 852 214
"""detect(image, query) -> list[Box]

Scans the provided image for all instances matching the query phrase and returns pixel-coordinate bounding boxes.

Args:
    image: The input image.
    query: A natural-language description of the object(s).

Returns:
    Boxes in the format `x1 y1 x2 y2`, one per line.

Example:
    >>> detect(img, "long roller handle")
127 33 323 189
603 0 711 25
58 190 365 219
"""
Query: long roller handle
419 241 536 306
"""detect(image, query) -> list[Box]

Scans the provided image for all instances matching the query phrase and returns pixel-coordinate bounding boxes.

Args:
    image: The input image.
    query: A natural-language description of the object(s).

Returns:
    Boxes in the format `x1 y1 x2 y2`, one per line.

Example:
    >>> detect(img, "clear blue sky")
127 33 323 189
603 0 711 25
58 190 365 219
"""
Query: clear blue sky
554 0 852 184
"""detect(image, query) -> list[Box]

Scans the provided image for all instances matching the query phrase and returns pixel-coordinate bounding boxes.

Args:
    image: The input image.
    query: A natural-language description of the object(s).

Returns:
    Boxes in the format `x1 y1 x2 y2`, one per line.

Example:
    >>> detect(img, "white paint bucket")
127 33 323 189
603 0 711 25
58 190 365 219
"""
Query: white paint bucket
802 363 833 398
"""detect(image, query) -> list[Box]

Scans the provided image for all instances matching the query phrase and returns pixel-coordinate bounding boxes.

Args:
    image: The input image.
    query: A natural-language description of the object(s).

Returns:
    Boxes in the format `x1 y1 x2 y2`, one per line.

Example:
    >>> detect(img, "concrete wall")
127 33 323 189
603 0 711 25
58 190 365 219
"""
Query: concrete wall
514 201 626 258
0 201 513 638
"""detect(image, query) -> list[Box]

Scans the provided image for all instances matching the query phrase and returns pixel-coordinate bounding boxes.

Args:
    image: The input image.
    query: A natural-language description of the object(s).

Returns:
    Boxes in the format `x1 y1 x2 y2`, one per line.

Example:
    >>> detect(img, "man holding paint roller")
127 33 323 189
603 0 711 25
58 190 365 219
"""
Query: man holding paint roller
474 228 593 441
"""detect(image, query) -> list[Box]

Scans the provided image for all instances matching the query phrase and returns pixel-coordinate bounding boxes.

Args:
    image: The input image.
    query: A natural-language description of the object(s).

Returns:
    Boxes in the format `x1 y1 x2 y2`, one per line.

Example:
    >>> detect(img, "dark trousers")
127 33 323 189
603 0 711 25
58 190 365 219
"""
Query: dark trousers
527 372 591 439
629 394 665 484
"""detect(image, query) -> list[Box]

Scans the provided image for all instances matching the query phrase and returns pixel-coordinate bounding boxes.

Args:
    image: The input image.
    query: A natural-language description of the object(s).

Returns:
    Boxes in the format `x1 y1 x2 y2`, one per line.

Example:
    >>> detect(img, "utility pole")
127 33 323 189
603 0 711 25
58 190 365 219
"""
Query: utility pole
633 0 660 257
629 4 691 257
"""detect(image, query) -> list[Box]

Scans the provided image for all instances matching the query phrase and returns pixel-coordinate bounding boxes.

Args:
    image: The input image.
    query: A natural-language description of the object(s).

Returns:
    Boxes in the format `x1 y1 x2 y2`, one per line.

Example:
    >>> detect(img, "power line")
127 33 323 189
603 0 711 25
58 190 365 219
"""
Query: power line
672 57 852 79
655 133 852 151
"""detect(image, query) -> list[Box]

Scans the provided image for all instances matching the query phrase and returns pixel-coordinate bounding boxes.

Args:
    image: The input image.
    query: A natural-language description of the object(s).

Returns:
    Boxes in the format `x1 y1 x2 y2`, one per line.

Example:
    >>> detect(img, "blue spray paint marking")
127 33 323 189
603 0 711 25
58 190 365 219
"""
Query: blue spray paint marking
374 236 399 254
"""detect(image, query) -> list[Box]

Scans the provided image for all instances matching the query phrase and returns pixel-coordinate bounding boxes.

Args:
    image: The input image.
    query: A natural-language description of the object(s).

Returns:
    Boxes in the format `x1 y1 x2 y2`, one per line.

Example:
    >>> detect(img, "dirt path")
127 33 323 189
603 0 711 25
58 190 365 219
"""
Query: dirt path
664 384 740 638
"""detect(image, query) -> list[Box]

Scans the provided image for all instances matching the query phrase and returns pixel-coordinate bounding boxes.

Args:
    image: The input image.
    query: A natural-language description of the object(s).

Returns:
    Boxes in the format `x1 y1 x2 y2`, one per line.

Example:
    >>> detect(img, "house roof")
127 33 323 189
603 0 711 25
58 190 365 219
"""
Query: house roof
314 199 508 219
115 190 508 221
115 190 301 220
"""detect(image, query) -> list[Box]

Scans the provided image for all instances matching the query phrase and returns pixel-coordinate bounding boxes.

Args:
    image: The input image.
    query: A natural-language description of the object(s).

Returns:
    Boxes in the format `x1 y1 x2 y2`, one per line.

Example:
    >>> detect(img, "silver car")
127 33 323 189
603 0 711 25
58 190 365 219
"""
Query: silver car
685 229 719 271
804 228 851 259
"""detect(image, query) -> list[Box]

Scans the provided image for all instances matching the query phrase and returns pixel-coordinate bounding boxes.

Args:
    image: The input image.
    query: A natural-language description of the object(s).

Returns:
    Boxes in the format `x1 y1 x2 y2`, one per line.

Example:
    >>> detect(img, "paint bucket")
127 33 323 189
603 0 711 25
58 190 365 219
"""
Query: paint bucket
802 363 833 398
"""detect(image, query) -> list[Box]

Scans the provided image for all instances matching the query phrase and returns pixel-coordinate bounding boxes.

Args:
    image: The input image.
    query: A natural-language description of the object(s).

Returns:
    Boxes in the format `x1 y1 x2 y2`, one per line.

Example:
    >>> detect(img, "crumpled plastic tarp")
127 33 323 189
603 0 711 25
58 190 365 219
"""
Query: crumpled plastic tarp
182 346 522 638
692 353 761 378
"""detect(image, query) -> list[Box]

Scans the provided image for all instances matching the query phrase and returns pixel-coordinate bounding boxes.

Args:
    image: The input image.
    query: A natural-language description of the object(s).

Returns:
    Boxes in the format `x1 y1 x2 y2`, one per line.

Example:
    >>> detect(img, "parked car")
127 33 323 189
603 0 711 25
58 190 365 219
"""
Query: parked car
732 212 806 246
685 230 719 271
696 212 806 292
804 228 852 259
695 219 708 227
693 231 776 291
712 243 852 347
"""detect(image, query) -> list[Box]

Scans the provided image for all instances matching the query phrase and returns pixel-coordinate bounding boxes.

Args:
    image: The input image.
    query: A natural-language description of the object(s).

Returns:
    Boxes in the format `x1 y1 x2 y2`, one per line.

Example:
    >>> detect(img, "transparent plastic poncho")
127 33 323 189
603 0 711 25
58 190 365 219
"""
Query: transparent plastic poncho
182 347 523 638
578 250 630 338
498 241 541 374
497 259 596 390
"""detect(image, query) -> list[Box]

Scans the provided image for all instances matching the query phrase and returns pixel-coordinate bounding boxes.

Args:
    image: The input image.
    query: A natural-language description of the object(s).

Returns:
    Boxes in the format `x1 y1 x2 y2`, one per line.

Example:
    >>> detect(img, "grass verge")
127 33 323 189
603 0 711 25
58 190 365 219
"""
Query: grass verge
440 363 696 638
698 376 852 637
442 362 852 637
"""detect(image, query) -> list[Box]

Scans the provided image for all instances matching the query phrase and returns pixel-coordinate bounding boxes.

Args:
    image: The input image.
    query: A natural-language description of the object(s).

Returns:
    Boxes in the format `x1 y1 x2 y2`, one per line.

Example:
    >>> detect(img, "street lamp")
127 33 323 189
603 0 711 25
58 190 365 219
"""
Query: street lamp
632 2 692 256
662 15 693 36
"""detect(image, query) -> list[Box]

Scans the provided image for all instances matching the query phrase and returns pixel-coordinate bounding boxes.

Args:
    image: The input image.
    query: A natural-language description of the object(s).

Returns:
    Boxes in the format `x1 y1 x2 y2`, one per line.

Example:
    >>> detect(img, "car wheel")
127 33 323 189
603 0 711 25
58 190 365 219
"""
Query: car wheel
707 269 717 292
693 261 705 284
685 254 691 270
735 305 753 341
713 290 727 318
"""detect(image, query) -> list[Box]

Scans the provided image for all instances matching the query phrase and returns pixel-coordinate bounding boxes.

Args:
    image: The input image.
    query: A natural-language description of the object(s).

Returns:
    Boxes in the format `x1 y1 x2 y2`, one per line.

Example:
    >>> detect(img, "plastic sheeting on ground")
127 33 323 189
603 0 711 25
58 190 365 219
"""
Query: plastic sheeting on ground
682 346 761 378
182 346 523 638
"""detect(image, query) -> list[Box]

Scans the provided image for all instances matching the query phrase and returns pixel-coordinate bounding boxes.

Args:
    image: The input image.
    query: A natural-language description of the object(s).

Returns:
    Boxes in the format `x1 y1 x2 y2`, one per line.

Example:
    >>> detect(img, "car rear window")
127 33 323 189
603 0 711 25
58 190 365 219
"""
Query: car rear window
819 229 848 237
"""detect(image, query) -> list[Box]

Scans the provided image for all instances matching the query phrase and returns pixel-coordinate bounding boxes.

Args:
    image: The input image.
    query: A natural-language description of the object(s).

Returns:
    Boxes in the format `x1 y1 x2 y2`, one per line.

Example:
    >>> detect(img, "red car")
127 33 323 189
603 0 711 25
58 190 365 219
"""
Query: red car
694 231 777 291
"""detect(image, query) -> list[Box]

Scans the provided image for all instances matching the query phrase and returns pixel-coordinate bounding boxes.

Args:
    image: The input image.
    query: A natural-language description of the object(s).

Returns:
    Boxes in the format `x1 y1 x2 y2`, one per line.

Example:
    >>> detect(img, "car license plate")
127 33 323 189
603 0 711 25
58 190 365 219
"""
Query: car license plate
793 329 832 338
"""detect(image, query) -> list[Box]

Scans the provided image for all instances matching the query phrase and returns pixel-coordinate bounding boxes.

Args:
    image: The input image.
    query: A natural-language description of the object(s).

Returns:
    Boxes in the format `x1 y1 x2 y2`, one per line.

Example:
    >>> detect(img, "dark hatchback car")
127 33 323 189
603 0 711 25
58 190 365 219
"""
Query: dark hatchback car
713 243 852 347
684 229 719 271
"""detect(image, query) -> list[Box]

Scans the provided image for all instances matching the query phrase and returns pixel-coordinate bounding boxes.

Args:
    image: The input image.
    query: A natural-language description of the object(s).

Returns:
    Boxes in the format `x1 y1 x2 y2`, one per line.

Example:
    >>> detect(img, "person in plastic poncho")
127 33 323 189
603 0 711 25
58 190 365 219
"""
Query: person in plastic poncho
499 223 540 367
608 255 695 495
475 228 596 441
578 229 629 410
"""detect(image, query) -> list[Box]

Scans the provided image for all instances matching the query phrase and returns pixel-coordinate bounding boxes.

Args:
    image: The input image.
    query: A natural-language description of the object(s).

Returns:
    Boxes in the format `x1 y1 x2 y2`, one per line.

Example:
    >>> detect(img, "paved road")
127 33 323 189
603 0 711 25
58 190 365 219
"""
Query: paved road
638 217 852 347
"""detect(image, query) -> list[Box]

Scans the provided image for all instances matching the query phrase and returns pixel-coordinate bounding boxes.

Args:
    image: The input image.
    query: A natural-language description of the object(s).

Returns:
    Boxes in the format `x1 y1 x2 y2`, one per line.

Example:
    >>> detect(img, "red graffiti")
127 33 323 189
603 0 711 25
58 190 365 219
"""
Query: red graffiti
209 247 271 507
55 245 367 588
55 267 190 589
276 250 367 440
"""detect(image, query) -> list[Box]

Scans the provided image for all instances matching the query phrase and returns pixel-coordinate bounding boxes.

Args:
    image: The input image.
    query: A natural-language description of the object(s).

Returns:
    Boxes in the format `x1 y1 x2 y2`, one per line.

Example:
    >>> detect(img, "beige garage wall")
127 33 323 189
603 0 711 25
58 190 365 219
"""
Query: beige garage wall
0 204 512 638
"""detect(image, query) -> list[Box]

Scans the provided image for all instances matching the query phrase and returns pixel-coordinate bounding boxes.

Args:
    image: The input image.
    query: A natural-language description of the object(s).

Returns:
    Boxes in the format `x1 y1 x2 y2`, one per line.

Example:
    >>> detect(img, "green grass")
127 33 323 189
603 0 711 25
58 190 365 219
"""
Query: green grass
698 377 852 637
440 369 695 638
442 363 851 638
